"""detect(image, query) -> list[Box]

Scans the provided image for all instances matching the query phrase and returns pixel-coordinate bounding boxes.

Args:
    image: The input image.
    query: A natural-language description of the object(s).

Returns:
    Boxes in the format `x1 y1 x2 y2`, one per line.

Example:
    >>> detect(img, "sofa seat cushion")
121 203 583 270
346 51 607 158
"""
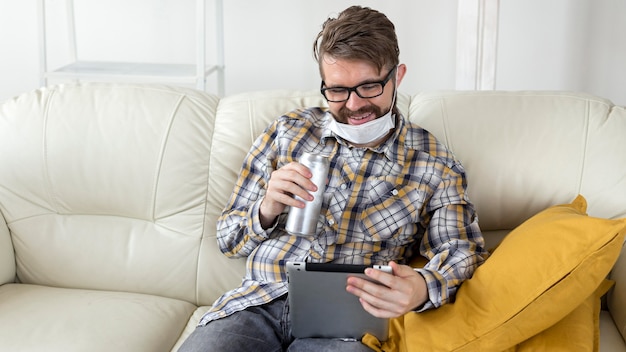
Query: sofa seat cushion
0 283 196 352
171 306 212 351
600 311 626 351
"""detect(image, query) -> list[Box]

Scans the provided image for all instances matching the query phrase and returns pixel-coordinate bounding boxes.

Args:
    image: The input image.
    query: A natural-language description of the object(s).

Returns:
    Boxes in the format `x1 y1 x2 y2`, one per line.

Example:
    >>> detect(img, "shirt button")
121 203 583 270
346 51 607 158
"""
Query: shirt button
391 189 399 196
328 219 335 226
340 184 347 190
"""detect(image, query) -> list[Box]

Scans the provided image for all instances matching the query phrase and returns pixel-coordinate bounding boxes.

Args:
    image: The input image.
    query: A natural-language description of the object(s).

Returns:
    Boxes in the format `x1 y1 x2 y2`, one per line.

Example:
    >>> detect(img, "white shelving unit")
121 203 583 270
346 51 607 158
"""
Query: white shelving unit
37 0 225 95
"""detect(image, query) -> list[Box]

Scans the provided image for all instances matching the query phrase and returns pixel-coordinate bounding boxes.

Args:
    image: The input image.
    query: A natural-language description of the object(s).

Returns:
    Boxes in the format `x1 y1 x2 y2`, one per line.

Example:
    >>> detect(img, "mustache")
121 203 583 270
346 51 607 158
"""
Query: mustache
338 105 383 120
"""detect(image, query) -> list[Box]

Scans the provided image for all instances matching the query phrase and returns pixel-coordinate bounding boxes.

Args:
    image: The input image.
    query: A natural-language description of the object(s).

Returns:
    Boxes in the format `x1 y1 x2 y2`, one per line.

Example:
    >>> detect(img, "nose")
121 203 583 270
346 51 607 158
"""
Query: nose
344 91 368 111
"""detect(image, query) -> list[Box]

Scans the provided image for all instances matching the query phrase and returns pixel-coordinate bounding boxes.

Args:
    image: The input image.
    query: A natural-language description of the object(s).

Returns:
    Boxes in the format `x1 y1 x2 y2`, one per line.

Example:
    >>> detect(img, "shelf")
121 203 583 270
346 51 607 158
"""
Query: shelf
37 0 225 95
46 61 221 84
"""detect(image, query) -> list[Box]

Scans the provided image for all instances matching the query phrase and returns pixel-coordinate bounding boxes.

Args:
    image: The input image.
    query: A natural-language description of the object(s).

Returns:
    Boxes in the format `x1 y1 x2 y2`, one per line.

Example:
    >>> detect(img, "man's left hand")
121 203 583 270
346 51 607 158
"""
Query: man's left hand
346 261 428 318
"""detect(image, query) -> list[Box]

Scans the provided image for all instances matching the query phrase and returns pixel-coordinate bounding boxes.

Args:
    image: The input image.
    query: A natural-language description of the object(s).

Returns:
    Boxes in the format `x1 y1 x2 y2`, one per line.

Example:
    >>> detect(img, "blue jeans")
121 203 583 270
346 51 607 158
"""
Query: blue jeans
178 295 373 352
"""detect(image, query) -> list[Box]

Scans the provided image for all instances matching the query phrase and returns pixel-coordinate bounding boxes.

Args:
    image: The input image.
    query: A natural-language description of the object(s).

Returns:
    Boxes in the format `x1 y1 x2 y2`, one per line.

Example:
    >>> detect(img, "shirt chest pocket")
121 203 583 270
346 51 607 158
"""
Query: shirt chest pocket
359 179 427 241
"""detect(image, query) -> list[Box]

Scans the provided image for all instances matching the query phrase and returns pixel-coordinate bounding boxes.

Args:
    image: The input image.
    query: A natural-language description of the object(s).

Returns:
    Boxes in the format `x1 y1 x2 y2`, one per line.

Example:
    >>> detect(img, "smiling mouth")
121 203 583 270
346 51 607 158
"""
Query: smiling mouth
348 112 375 125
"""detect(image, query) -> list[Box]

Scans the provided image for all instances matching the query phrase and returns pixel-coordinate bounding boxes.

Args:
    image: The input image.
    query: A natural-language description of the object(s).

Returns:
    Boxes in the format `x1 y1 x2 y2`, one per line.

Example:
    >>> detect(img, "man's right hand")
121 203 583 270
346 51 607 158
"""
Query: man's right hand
259 162 317 229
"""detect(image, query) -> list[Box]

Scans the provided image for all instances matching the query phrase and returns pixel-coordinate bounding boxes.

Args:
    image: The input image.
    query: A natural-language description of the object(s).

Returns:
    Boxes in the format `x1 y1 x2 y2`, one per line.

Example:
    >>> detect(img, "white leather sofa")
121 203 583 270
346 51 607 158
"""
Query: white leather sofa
0 83 624 351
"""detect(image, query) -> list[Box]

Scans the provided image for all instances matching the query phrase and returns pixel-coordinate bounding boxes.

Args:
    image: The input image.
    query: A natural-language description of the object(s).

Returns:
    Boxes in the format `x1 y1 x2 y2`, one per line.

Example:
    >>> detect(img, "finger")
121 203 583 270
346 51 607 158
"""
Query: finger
364 262 413 289
264 189 303 209
280 161 313 178
363 264 396 289
348 275 389 296
271 164 317 194
277 162 315 188
347 277 399 313
351 283 404 318
268 176 313 202
359 297 399 319
267 171 312 202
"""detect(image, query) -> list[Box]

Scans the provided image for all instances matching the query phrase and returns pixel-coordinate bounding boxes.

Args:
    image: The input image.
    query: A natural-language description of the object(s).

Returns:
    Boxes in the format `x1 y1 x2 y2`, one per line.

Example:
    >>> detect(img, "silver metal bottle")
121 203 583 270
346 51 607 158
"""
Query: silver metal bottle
285 152 330 236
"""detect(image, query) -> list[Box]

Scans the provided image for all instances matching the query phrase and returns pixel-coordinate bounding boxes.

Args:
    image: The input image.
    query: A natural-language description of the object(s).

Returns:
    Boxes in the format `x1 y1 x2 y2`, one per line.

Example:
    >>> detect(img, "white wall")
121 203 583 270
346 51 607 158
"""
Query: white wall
1 0 40 102
1 0 625 106
496 0 626 105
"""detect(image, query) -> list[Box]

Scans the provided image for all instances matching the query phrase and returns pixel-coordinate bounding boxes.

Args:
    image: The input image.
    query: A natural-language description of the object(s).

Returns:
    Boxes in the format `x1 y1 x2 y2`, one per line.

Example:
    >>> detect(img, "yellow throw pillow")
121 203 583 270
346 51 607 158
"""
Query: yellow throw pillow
514 279 613 351
363 195 626 352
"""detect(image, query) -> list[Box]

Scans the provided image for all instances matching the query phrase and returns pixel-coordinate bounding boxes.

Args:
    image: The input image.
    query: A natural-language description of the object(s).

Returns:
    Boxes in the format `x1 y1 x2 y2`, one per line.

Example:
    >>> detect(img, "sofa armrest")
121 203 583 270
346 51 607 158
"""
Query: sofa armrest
0 213 15 285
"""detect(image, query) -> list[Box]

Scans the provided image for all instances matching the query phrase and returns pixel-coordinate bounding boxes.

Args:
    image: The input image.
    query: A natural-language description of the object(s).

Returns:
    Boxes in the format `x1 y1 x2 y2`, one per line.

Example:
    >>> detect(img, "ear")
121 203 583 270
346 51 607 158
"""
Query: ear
395 64 407 87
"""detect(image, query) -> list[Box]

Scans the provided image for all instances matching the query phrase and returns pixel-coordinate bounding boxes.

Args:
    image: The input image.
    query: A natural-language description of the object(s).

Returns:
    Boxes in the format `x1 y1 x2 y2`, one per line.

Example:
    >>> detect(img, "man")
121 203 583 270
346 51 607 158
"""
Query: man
179 5 487 352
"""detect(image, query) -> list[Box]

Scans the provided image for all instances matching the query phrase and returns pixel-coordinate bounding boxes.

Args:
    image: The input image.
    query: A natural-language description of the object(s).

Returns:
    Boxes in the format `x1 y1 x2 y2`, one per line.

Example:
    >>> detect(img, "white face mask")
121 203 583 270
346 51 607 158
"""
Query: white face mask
327 85 397 145
327 109 395 145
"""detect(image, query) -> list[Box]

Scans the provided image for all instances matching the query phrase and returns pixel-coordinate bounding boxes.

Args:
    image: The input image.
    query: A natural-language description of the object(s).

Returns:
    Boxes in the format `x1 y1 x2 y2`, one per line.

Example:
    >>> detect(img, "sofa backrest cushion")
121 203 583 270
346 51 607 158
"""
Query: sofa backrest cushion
0 83 218 303
408 91 626 228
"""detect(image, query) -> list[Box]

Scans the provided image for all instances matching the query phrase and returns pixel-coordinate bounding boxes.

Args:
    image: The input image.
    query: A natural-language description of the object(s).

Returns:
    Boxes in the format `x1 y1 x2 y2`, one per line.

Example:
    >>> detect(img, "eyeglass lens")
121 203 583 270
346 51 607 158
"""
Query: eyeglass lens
324 83 384 102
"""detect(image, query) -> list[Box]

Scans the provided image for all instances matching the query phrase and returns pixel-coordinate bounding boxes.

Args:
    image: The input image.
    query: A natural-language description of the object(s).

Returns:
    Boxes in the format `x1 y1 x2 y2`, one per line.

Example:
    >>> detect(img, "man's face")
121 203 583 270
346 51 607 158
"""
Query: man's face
320 57 395 125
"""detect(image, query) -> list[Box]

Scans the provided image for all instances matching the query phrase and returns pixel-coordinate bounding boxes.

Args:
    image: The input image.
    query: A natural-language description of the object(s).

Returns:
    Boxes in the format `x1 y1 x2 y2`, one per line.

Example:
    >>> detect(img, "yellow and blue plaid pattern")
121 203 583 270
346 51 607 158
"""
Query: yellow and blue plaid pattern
199 108 486 325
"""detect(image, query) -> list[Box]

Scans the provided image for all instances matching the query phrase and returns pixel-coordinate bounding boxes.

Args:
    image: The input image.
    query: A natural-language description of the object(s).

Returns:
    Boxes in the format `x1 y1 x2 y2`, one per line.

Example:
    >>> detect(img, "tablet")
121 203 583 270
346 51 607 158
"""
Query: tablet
286 261 391 341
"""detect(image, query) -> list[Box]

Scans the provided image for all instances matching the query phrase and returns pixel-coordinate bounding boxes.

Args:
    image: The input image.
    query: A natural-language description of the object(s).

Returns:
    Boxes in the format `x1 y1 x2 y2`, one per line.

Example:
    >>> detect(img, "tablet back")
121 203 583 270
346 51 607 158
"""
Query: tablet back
286 262 389 341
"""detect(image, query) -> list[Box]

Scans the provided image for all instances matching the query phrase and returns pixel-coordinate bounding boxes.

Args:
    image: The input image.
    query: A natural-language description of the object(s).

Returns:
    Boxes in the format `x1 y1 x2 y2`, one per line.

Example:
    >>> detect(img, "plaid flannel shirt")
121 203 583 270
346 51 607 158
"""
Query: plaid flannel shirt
198 107 486 326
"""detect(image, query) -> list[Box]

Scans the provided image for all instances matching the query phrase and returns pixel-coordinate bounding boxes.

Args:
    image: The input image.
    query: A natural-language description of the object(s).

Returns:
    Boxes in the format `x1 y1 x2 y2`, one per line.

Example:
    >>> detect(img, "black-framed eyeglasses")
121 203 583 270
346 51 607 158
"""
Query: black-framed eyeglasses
320 66 397 103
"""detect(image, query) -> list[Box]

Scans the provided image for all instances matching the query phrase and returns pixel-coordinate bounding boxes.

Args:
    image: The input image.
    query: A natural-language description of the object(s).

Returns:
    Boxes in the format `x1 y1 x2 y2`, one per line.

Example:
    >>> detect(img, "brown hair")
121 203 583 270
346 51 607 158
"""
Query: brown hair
313 6 400 77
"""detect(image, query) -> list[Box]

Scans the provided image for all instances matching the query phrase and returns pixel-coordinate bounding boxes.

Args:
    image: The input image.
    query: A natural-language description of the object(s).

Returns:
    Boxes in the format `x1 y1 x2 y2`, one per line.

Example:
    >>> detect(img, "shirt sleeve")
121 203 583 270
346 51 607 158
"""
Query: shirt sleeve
415 160 488 311
216 121 280 258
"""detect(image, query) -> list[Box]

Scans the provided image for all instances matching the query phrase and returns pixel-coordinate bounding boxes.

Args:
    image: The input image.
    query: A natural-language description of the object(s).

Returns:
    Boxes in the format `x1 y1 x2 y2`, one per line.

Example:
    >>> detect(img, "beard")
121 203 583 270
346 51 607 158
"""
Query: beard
335 104 384 124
